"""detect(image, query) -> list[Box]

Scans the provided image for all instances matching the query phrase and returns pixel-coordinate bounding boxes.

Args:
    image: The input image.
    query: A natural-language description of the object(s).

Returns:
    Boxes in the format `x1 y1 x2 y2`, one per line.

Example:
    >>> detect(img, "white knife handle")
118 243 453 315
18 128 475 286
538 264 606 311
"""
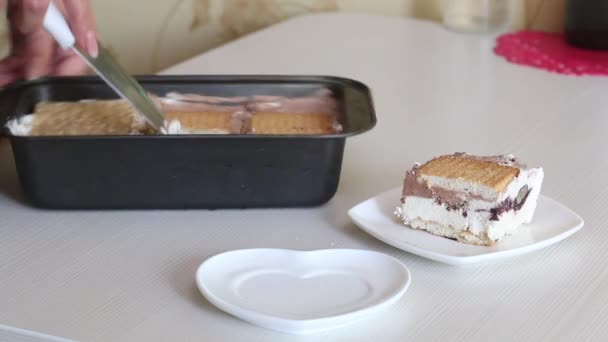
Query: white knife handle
43 2 75 49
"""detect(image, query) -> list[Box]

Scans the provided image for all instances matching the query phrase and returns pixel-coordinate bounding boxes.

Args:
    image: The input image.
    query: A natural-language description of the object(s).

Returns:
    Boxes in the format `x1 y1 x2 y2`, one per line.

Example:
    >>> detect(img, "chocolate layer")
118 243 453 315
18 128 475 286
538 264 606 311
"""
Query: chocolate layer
401 166 475 208
164 92 249 104
160 99 245 113
247 97 338 114
161 89 338 115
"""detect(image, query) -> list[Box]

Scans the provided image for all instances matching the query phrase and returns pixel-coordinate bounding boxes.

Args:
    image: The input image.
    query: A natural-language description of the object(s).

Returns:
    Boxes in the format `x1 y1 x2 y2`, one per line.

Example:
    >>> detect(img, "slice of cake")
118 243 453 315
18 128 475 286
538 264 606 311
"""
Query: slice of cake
250 112 338 135
247 89 341 135
395 153 544 246
164 112 234 134
9 100 149 136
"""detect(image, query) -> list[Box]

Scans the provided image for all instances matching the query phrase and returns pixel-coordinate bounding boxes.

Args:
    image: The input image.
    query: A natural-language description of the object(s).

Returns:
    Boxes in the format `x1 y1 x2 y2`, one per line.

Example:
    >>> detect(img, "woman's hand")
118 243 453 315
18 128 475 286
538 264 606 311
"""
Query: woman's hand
0 0 98 86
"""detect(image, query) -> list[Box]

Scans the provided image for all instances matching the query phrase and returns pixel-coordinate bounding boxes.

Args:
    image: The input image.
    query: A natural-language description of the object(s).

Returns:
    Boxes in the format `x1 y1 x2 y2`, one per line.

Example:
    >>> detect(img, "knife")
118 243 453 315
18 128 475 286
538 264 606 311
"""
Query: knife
42 2 165 131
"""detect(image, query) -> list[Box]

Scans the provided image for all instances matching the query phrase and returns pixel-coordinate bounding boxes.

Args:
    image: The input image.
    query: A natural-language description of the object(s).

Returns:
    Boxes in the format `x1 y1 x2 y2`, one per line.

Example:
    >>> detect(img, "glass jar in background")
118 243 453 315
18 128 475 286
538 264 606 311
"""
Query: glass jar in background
442 0 510 33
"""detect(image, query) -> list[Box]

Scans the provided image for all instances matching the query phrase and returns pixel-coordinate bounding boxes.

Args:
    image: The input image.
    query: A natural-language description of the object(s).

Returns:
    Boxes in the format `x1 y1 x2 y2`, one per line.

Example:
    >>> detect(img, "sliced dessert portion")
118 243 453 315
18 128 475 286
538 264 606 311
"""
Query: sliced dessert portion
5 88 342 136
164 112 232 134
247 89 341 134
158 95 250 134
163 89 341 135
9 100 149 136
250 112 338 135
395 153 544 246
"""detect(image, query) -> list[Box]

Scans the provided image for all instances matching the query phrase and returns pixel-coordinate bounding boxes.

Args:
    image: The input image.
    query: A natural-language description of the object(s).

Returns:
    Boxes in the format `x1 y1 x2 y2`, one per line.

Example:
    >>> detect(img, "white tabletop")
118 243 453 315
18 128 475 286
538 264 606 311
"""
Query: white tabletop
1 13 606 341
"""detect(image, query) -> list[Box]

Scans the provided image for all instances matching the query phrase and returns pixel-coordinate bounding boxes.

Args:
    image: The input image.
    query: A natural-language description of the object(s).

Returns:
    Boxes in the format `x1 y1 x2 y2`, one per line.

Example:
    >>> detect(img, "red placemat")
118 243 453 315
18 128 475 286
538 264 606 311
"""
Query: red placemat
495 30 608 76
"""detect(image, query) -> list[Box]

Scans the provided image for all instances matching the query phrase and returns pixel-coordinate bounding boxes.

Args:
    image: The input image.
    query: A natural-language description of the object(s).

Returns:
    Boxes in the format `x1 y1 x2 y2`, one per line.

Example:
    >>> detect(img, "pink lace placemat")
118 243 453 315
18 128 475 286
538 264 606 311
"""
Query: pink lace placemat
495 31 608 76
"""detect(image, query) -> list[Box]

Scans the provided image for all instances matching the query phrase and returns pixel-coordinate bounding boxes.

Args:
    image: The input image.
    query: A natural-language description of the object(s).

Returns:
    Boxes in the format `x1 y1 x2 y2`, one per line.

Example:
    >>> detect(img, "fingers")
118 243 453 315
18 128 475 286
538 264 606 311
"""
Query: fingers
53 51 88 76
7 0 54 80
0 72 20 87
64 0 97 57
1 38 88 84
0 56 23 87
0 56 23 72
1 0 95 86
22 29 55 80
11 0 50 35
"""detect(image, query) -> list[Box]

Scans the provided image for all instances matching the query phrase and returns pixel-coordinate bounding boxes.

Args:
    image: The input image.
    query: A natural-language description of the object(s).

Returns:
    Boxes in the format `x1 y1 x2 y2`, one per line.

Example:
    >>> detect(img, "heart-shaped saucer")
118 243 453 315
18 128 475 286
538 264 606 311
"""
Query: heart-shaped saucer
196 249 411 334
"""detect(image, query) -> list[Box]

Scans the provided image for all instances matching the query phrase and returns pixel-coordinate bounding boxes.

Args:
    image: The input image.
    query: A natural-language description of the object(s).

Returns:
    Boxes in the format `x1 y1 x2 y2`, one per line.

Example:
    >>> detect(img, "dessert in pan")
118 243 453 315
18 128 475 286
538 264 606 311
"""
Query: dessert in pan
6 88 342 136
395 153 544 246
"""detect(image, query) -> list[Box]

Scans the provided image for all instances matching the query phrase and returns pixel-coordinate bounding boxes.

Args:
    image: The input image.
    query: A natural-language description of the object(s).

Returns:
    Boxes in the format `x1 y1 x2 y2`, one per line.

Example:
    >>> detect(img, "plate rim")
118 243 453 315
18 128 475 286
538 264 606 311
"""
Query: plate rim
348 187 585 265
195 248 412 334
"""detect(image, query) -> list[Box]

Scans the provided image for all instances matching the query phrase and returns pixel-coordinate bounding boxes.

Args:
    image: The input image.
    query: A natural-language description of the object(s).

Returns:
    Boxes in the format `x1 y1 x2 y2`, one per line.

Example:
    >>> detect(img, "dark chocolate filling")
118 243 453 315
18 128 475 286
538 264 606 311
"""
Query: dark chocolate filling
434 198 468 213
434 199 470 218
487 186 532 221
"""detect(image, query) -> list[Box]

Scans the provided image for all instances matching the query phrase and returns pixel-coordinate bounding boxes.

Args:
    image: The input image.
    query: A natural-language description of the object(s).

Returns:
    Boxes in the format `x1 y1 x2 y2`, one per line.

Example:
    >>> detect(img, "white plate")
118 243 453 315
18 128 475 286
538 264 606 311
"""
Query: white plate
195 248 411 335
348 187 584 265
0 324 75 342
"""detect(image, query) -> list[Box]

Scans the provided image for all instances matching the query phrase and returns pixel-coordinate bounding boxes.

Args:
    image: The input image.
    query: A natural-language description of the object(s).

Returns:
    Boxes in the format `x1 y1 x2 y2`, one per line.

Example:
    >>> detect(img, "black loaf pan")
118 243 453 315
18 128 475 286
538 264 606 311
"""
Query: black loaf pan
0 75 376 209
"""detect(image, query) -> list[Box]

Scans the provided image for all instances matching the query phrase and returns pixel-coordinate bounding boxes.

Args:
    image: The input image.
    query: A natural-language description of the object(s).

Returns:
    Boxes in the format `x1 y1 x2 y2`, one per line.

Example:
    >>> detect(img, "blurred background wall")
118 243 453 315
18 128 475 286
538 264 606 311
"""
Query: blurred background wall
0 0 564 74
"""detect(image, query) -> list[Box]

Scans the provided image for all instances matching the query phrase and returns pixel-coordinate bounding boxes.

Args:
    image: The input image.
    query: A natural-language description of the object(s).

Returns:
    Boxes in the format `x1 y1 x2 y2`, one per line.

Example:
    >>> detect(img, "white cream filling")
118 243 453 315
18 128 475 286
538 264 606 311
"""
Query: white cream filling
499 167 544 202
6 114 35 136
159 119 229 135
396 194 538 242
159 119 182 135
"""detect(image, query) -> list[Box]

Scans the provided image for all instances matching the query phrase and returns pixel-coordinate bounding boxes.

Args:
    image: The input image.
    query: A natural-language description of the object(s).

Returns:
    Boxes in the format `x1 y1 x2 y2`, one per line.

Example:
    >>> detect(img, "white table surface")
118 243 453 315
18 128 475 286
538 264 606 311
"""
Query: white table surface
1 13 606 342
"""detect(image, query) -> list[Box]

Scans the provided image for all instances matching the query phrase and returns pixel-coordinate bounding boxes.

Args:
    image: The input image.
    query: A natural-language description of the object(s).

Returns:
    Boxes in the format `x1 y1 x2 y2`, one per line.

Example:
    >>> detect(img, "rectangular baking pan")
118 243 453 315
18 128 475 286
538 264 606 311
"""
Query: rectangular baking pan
0 75 376 209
